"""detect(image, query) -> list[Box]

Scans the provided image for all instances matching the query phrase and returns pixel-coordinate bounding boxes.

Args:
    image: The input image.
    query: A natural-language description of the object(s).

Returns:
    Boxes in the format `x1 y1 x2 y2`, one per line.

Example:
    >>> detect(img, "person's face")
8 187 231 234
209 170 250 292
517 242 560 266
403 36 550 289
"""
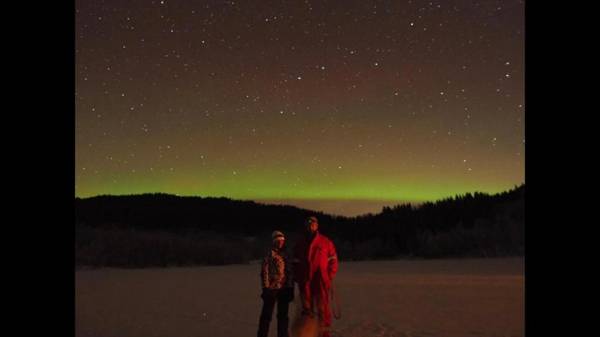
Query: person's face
307 221 318 234
274 239 285 249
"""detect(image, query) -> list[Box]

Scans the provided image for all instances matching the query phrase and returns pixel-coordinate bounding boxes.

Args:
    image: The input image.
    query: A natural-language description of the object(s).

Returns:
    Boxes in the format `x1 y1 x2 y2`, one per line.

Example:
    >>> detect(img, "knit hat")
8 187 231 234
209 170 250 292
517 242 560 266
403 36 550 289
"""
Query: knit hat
272 230 285 242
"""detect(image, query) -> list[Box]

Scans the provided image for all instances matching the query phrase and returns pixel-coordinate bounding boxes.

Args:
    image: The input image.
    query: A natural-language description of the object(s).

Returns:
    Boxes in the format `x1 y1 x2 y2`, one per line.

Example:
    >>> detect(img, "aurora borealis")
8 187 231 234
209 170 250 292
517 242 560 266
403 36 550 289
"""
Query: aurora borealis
75 0 524 215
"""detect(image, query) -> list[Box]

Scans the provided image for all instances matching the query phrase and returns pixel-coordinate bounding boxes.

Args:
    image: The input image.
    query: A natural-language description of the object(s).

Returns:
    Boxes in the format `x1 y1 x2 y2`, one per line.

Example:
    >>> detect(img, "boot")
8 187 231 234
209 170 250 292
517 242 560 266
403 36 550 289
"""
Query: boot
257 317 271 337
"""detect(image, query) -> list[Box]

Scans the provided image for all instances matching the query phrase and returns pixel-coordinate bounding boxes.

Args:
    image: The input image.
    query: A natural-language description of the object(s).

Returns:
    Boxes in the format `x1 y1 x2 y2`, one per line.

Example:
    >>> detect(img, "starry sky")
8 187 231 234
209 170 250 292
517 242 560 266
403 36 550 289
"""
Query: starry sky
75 0 524 216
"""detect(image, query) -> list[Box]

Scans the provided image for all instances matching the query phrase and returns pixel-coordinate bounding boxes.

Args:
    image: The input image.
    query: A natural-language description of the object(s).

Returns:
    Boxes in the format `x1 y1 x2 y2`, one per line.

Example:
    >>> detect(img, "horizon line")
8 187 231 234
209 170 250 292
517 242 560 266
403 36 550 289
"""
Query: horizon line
75 183 524 204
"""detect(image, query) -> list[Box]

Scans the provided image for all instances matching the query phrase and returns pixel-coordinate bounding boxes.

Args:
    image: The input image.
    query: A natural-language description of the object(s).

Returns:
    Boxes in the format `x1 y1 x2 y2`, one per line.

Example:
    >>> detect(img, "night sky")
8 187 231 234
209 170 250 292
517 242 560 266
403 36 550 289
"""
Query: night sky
75 0 524 216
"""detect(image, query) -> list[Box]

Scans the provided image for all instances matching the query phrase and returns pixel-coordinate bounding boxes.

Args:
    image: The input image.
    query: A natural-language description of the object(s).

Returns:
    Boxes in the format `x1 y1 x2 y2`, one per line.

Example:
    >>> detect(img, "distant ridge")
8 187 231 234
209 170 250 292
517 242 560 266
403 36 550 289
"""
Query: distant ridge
76 184 524 266
76 185 523 233
76 192 336 235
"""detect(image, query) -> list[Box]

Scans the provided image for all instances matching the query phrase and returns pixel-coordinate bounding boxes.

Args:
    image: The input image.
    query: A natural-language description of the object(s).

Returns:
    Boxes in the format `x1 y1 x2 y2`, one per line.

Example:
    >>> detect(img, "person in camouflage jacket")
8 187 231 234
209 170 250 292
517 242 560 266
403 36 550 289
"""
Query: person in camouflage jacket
257 230 294 337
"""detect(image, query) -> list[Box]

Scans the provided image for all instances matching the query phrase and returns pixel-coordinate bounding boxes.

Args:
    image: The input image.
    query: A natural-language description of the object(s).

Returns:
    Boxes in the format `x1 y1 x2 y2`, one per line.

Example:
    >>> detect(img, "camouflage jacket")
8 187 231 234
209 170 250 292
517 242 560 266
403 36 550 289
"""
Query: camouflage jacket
261 248 293 290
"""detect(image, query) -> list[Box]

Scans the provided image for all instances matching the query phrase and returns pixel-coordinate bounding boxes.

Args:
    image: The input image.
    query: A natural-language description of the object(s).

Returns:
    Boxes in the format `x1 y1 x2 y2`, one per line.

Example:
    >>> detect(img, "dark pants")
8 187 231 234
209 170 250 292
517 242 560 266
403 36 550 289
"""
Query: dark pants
257 287 293 337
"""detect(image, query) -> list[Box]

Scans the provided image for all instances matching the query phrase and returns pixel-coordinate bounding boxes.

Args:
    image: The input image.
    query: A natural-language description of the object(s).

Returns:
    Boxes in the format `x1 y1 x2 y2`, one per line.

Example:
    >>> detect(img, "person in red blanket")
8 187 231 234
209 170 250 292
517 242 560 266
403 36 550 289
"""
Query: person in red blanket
292 216 338 337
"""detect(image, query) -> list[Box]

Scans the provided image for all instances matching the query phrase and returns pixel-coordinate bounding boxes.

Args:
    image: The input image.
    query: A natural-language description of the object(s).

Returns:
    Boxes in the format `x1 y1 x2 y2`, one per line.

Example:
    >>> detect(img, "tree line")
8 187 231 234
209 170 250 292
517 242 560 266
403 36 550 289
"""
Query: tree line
75 184 524 267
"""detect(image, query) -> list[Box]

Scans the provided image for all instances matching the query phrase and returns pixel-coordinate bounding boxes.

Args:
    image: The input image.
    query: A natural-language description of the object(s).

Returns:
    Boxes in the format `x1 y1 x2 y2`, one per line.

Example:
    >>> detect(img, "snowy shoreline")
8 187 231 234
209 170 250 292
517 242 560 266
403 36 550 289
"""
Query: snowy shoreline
76 257 524 337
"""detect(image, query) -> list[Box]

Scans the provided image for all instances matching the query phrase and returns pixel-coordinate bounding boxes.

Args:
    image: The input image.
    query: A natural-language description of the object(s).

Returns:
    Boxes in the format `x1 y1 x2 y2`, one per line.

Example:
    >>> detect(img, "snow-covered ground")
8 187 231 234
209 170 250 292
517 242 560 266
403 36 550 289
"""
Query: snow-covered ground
76 258 523 337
